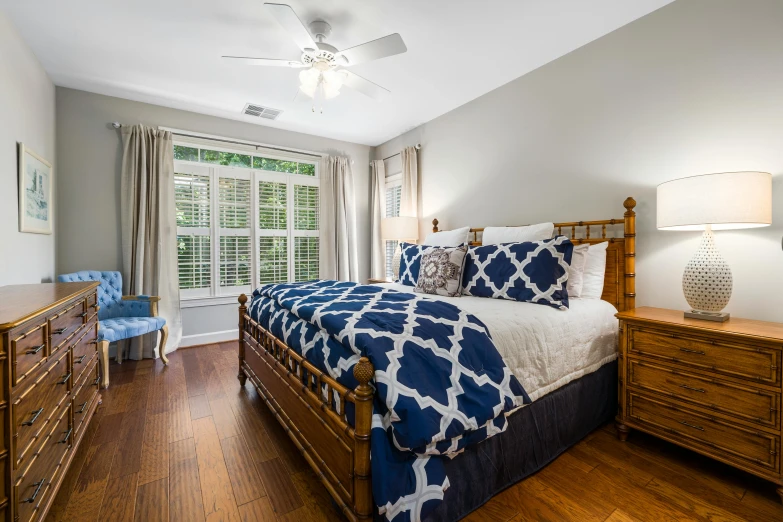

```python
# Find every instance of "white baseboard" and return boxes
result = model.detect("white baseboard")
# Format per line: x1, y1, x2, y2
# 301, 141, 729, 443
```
180, 329, 238, 347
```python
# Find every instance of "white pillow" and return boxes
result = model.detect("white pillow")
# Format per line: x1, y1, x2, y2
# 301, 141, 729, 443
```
423, 226, 470, 247
567, 243, 590, 298
580, 241, 609, 300
482, 223, 554, 245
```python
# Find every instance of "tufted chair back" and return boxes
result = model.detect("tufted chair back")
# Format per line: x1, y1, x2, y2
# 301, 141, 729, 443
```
57, 271, 150, 320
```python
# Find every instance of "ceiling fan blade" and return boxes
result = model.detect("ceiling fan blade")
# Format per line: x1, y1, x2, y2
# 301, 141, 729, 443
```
222, 56, 306, 68
264, 3, 318, 52
342, 71, 390, 101
337, 34, 407, 66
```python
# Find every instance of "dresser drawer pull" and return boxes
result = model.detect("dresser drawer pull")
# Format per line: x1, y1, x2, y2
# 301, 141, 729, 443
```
92, 377, 100, 386
679, 347, 705, 355
679, 384, 706, 393
52, 327, 70, 336
58, 428, 73, 444
57, 372, 72, 385
75, 401, 88, 414
22, 408, 44, 426
25, 344, 45, 355
679, 420, 704, 431
75, 355, 87, 364
78, 312, 88, 318
91, 303, 99, 309
22, 479, 46, 504
88, 339, 98, 345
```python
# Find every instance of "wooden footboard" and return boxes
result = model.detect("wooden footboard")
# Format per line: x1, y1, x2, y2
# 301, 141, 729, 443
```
237, 295, 374, 521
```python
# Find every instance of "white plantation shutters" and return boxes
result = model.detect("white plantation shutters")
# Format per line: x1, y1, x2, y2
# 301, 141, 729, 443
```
218, 171, 252, 293
384, 177, 402, 278
175, 164, 212, 296
174, 140, 320, 301
258, 178, 288, 285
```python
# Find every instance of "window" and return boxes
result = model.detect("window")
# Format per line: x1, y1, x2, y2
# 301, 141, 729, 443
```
174, 141, 319, 301
385, 174, 402, 279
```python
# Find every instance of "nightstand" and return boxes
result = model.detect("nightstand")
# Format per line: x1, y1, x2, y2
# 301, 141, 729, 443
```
615, 307, 783, 502
367, 278, 390, 284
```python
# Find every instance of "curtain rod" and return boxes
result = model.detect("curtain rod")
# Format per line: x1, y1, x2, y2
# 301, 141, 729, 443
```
372, 144, 421, 166
110, 122, 324, 159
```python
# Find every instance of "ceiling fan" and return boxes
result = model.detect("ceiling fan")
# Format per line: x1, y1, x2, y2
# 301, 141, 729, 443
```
223, 3, 407, 107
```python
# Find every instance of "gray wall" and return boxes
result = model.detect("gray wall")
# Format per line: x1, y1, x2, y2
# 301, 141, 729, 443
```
55, 88, 372, 339
376, 0, 783, 322
0, 13, 56, 285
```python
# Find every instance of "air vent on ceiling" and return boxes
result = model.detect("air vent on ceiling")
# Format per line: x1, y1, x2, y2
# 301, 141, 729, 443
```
243, 103, 282, 120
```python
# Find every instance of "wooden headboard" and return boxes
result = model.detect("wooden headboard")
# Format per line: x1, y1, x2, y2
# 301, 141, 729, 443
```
432, 197, 637, 312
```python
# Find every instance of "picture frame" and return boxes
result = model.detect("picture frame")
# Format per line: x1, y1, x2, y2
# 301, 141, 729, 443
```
18, 143, 53, 234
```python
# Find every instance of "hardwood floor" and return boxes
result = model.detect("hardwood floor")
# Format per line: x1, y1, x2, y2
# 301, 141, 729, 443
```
46, 342, 783, 522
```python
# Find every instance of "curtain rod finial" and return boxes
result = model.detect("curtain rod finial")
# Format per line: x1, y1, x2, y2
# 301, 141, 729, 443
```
111, 122, 122, 129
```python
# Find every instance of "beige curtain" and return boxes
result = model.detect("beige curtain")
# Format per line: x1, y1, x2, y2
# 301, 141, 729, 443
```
400, 146, 418, 218
319, 156, 358, 281
120, 125, 182, 360
370, 160, 386, 279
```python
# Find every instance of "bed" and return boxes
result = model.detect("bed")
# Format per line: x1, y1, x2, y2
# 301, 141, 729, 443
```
237, 197, 637, 521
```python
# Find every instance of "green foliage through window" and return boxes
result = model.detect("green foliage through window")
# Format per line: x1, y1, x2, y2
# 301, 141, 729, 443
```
174, 144, 316, 176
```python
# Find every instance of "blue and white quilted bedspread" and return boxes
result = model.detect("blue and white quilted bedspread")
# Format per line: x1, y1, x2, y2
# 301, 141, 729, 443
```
248, 280, 530, 522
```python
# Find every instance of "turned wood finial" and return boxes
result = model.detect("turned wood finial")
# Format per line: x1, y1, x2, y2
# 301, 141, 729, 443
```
353, 357, 374, 385
432, 218, 439, 233
238, 294, 248, 307
623, 197, 637, 215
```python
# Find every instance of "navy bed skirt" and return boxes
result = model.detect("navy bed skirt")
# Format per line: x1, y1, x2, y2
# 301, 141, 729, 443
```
417, 361, 617, 522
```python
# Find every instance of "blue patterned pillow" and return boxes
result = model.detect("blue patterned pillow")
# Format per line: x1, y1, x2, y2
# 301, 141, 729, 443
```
461, 237, 574, 309
397, 242, 426, 286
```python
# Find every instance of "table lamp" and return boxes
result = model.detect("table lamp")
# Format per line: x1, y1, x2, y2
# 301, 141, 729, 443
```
657, 171, 772, 322
381, 216, 419, 280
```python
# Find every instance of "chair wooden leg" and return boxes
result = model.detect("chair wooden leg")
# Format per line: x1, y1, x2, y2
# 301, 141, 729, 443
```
98, 340, 110, 389
116, 339, 123, 365
158, 325, 169, 365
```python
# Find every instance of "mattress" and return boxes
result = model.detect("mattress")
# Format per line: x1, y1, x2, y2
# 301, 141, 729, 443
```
372, 282, 618, 402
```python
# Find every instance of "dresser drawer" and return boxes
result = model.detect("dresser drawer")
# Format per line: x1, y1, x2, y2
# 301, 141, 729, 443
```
628, 359, 780, 429
48, 299, 87, 356
13, 350, 72, 468
73, 359, 100, 437
629, 327, 780, 385
629, 392, 779, 472
14, 403, 71, 522
10, 319, 48, 386
86, 291, 98, 315
72, 321, 98, 384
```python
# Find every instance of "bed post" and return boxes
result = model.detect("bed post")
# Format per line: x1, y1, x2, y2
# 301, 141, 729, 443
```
432, 218, 439, 233
238, 294, 248, 386
353, 356, 375, 520
623, 197, 637, 311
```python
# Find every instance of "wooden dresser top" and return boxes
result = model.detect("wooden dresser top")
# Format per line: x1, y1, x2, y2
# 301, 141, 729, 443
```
617, 306, 783, 343
0, 282, 99, 330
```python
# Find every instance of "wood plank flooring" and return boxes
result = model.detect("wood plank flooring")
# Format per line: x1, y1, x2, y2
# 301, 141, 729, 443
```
46, 342, 783, 522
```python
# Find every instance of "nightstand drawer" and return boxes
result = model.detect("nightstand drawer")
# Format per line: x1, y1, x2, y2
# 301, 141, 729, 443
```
628, 359, 779, 428
629, 392, 779, 472
629, 327, 780, 385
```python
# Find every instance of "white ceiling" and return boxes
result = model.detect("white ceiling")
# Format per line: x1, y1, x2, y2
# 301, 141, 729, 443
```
1, 0, 674, 146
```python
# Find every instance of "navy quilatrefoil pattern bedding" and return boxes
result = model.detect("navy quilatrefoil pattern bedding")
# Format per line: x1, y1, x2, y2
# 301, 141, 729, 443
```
247, 280, 530, 522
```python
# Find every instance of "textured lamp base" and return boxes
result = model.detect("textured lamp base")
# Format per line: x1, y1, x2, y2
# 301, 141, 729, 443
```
684, 310, 730, 322
682, 226, 732, 319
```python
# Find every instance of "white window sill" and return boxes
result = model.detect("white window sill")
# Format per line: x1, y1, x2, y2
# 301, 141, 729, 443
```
180, 295, 247, 309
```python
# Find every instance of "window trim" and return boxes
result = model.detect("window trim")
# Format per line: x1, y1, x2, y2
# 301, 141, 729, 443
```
175, 140, 320, 304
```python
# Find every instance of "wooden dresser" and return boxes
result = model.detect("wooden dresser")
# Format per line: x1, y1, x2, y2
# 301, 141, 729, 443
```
616, 307, 783, 502
0, 283, 102, 522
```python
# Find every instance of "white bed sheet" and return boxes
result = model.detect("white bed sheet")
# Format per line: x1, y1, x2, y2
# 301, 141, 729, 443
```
372, 283, 618, 402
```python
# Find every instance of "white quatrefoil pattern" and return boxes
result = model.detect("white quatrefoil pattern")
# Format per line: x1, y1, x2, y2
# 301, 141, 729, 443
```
461, 236, 574, 309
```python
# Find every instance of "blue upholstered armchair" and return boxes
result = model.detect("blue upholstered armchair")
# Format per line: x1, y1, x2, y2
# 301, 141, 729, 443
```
57, 271, 169, 388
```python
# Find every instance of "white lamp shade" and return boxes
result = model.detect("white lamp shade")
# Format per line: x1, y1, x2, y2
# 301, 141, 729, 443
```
381, 216, 419, 241
657, 171, 772, 231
